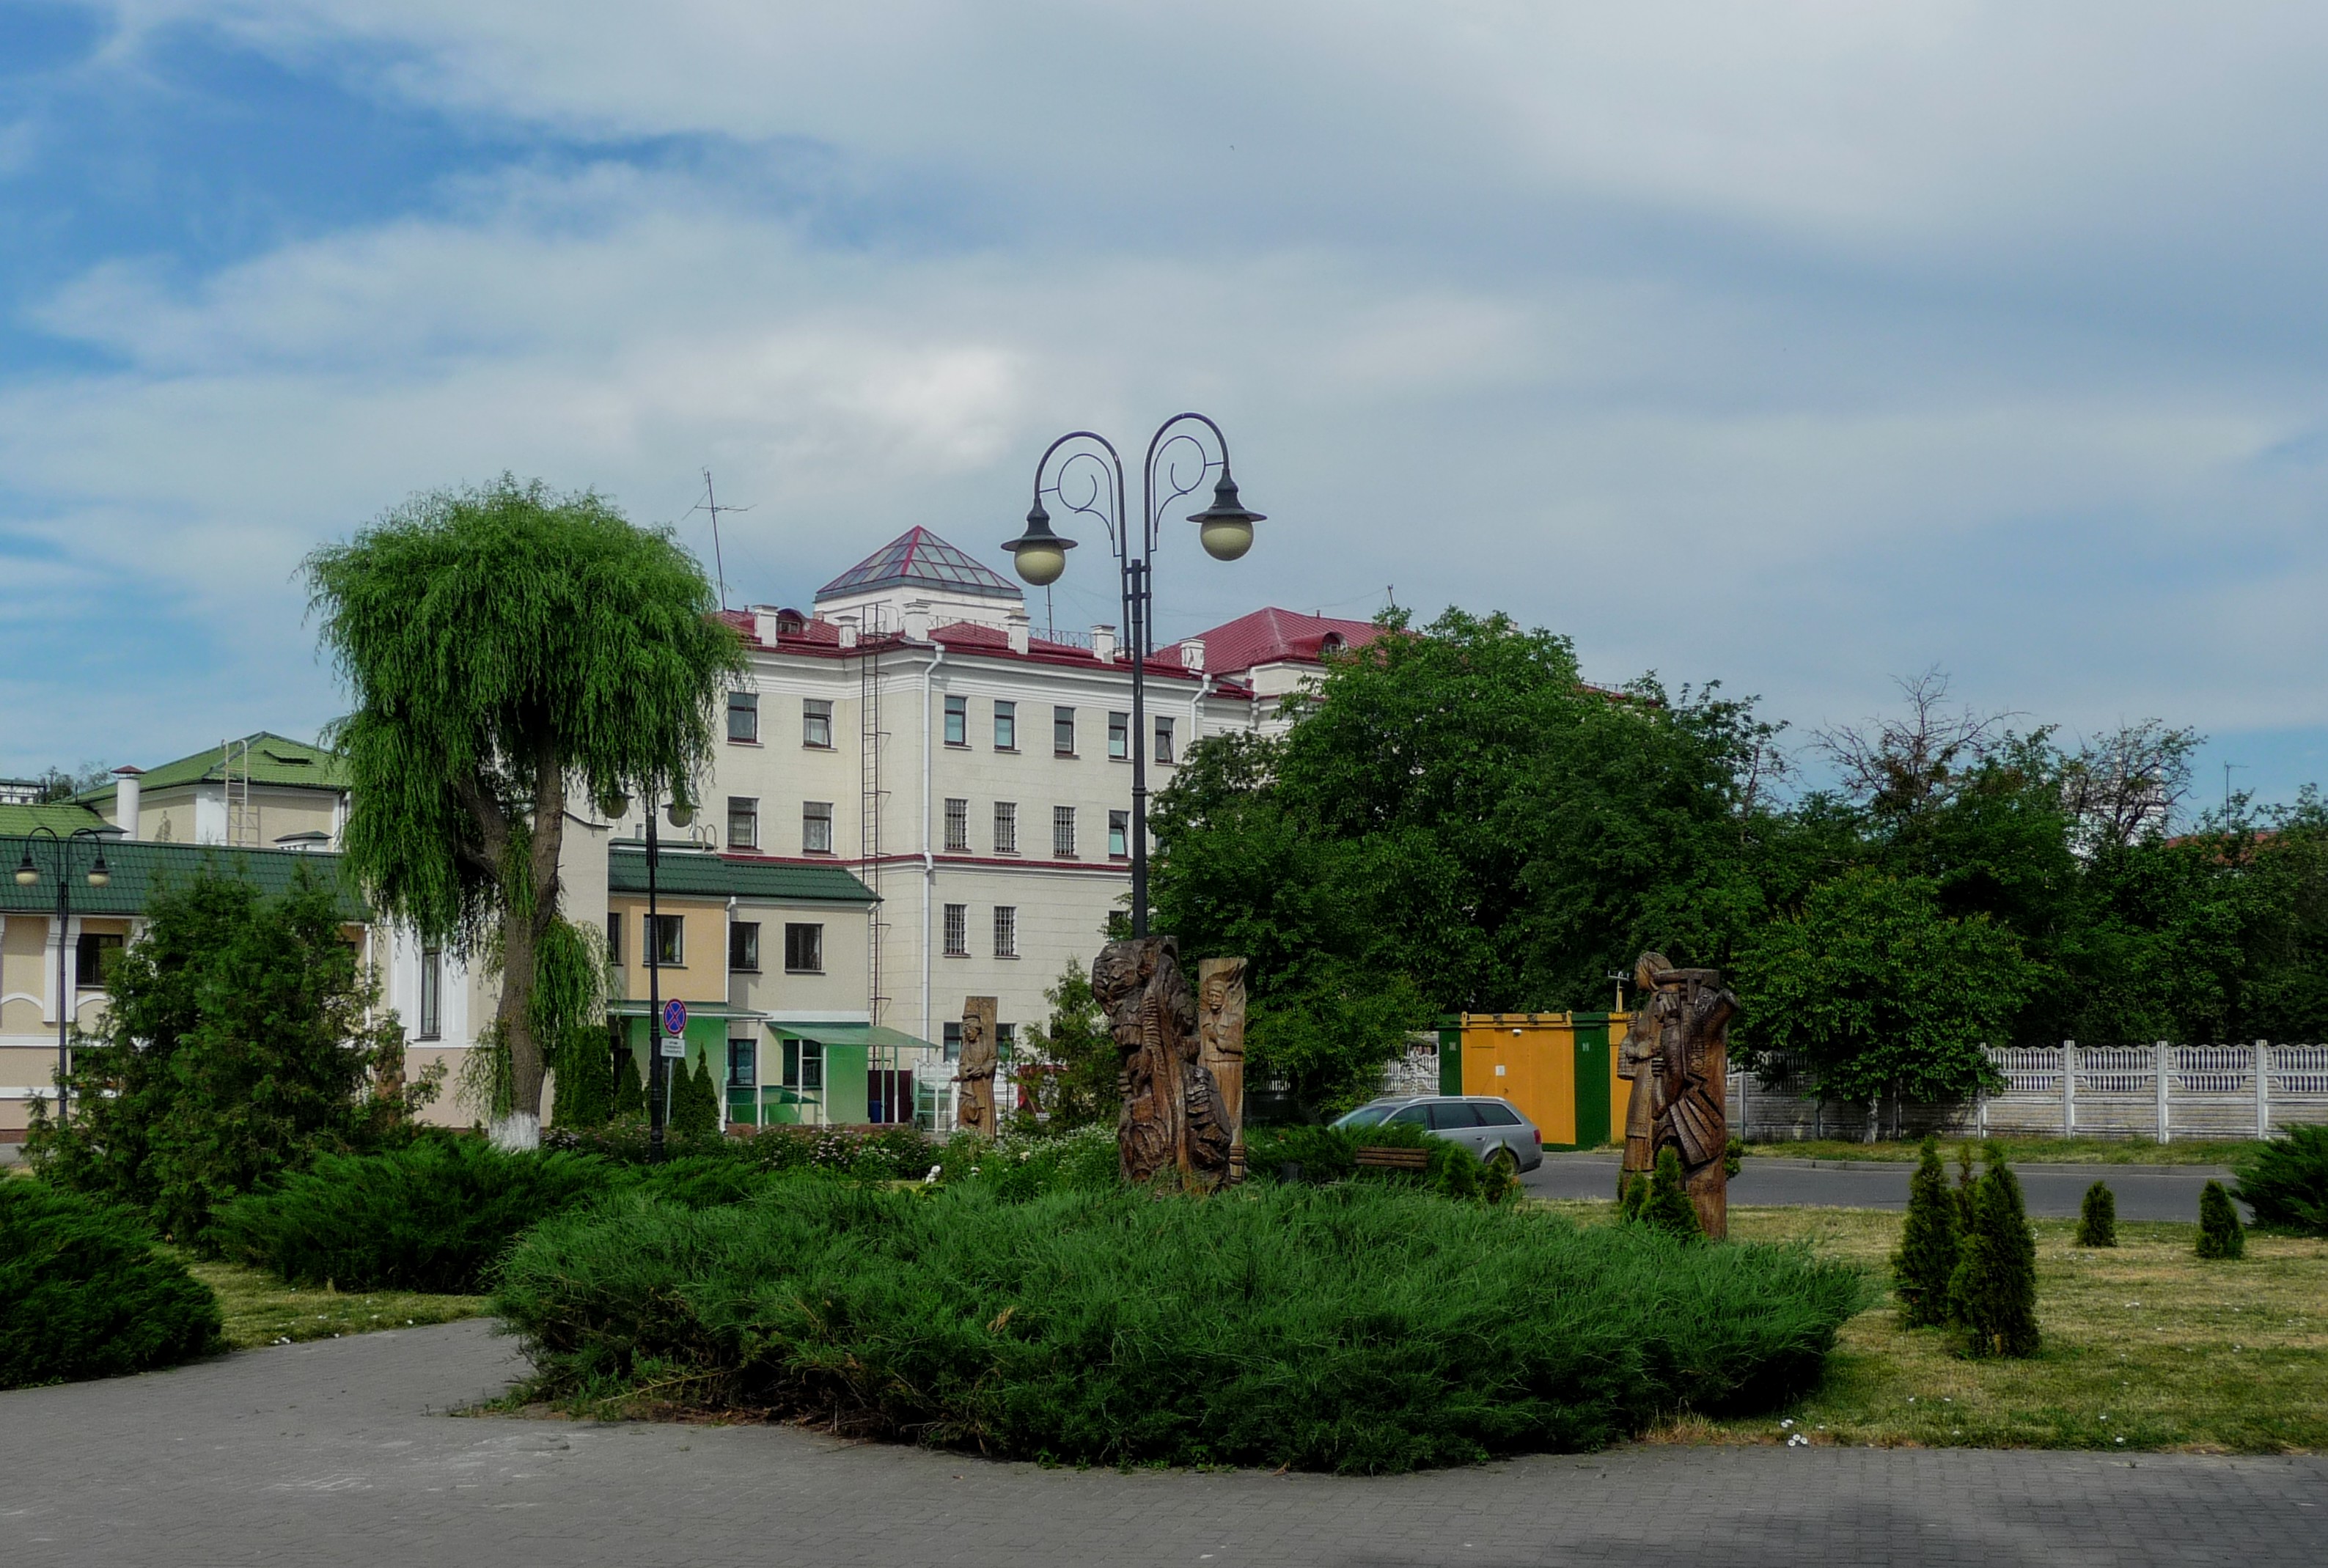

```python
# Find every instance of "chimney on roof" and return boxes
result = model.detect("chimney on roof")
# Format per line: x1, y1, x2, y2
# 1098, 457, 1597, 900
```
837, 614, 860, 649
111, 766, 143, 841
903, 600, 932, 642
1005, 612, 1031, 655
1092, 625, 1117, 663
1180, 638, 1206, 674
751, 605, 779, 645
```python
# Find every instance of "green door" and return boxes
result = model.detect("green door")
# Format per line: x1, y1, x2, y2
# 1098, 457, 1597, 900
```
1573, 1019, 1612, 1149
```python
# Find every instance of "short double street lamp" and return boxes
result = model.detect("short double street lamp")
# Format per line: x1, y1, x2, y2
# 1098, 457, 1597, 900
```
1002, 412, 1263, 938
13, 826, 114, 1127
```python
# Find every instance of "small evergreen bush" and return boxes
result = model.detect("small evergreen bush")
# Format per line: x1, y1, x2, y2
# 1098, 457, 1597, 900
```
1618, 1170, 1648, 1222
1724, 1135, 1746, 1179
2076, 1181, 2117, 1248
1948, 1144, 2039, 1358
2196, 1179, 2246, 1259
494, 1179, 1868, 1473
612, 1050, 646, 1118
1245, 1121, 1515, 1203
1953, 1143, 1978, 1228
1892, 1137, 1960, 1327
669, 1054, 721, 1138
2232, 1125, 2328, 1236
210, 1136, 623, 1292
1639, 1146, 1700, 1239
1, 1181, 223, 1388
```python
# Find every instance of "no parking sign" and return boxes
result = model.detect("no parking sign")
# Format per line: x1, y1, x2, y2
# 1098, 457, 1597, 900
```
660, 998, 689, 1057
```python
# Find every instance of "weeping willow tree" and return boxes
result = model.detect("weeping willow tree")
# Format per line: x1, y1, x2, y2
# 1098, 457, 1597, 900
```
307, 476, 742, 1147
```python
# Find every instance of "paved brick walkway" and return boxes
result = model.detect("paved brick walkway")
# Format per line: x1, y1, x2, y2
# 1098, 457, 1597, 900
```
3, 1321, 2321, 1567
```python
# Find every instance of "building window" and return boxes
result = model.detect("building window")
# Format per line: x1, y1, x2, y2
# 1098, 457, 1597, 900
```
993, 801, 1017, 854
727, 796, 758, 851
782, 1037, 824, 1092
784, 922, 825, 973
1054, 705, 1076, 755
647, 913, 684, 968
994, 699, 1016, 750
943, 903, 969, 956
1154, 715, 1175, 765
1109, 810, 1128, 858
944, 693, 967, 746
73, 932, 124, 990
727, 690, 759, 743
730, 921, 760, 973
727, 1037, 756, 1088
993, 905, 1017, 959
997, 1023, 1015, 1054
606, 910, 622, 966
803, 699, 834, 748
1053, 805, 1076, 858
1109, 711, 1129, 759
802, 800, 834, 854
417, 946, 442, 1039
943, 1020, 962, 1059
944, 798, 969, 852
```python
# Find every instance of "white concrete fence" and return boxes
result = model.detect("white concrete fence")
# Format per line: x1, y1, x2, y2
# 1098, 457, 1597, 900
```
1733, 1042, 2328, 1144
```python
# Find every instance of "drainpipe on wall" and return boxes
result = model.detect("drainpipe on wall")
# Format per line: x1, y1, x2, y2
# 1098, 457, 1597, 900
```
921, 646, 945, 1056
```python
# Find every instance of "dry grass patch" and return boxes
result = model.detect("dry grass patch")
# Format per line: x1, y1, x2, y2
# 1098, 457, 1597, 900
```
1534, 1199, 2327, 1453
180, 1251, 485, 1350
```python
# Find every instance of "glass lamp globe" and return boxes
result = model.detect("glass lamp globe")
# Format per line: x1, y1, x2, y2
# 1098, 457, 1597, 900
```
1188, 475, 1263, 562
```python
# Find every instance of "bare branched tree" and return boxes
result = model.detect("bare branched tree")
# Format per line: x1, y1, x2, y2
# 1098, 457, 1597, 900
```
2061, 720, 2200, 849
1815, 668, 2016, 819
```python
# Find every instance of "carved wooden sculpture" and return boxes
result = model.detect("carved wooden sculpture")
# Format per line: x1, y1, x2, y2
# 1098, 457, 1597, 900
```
1092, 936, 1233, 1189
1197, 957, 1249, 1185
1615, 952, 1738, 1239
955, 995, 999, 1138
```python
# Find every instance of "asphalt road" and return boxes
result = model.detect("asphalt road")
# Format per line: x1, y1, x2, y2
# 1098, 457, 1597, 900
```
1524, 1152, 2243, 1221
4, 1320, 2322, 1567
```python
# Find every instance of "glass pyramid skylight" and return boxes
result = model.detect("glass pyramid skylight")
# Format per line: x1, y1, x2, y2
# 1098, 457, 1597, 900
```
815, 526, 1023, 603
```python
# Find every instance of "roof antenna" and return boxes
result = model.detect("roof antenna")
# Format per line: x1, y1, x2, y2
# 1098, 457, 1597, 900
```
691, 469, 753, 611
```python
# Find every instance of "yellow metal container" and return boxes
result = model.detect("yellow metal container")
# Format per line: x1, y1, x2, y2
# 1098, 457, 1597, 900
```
1458, 1012, 1628, 1150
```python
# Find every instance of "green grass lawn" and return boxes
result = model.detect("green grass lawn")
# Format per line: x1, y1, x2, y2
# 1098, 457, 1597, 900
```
178, 1251, 485, 1350
1535, 1199, 2326, 1453
1742, 1136, 2260, 1166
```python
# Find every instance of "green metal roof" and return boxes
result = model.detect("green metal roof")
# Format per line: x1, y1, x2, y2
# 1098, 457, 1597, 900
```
767, 1021, 937, 1052
0, 836, 368, 919
607, 844, 875, 905
0, 802, 118, 837
78, 732, 350, 806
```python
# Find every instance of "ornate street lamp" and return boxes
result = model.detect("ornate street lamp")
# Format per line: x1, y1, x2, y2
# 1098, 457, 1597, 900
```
14, 826, 115, 1127
1002, 413, 1263, 938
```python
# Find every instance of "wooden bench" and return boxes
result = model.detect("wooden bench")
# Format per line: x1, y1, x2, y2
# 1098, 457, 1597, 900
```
1353, 1144, 1431, 1172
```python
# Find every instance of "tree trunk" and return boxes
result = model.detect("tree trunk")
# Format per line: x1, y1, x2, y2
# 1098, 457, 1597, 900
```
491, 741, 568, 1151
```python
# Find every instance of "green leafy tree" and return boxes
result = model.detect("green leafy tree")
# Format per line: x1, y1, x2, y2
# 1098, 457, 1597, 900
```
2196, 1179, 2245, 1259
26, 866, 411, 1239
1638, 1146, 1701, 1240
1892, 1137, 1961, 1326
1949, 1145, 2040, 1358
1735, 869, 2032, 1105
2077, 1181, 2118, 1248
306, 476, 742, 1144
1018, 959, 1119, 1130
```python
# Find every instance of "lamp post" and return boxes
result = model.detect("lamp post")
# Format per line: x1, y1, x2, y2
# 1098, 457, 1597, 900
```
13, 827, 114, 1127
605, 789, 691, 1163
1002, 413, 1263, 938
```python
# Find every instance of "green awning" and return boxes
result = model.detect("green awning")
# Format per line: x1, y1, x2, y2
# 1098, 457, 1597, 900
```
767, 1021, 938, 1052
606, 999, 760, 1019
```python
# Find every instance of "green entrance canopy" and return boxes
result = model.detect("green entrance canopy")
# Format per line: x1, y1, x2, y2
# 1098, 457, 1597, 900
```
766, 1021, 939, 1053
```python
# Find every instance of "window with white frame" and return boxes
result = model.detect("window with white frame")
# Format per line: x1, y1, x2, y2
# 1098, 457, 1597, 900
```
1109, 809, 1128, 858
727, 690, 759, 743
802, 800, 834, 854
993, 801, 1017, 854
944, 798, 969, 852
1153, 715, 1175, 765
1053, 805, 1076, 858
726, 795, 758, 850
1109, 711, 1129, 759
803, 698, 834, 748
943, 903, 969, 956
992, 905, 1018, 958
419, 946, 442, 1039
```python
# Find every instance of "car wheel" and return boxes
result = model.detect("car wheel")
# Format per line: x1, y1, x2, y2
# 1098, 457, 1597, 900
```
1486, 1145, 1519, 1178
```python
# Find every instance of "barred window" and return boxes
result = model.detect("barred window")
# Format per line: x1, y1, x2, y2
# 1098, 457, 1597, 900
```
944, 798, 969, 852
943, 903, 969, 957
994, 801, 1017, 854
726, 795, 758, 850
1053, 805, 1076, 858
993, 905, 1018, 959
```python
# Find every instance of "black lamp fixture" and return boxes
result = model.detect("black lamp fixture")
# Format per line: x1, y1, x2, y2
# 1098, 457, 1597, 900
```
1002, 498, 1077, 587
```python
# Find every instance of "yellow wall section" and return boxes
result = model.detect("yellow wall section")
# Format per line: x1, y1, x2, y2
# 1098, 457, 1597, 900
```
1609, 1009, 1633, 1144
1461, 1013, 1579, 1146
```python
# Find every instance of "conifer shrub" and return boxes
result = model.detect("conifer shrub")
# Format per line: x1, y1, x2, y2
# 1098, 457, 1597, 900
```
1246, 1121, 1514, 1203
210, 1135, 623, 1292
1891, 1137, 1960, 1326
493, 1180, 1868, 1473
1, 1181, 224, 1388
1947, 1144, 2040, 1358
612, 1049, 646, 1119
2196, 1179, 2246, 1259
1618, 1170, 1648, 1222
1953, 1144, 1978, 1229
669, 1054, 721, 1138
1639, 1146, 1700, 1239
2076, 1181, 2118, 1248
2232, 1125, 2328, 1236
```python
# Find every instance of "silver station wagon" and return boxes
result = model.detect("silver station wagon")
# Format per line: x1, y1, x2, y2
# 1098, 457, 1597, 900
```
1329, 1096, 1543, 1174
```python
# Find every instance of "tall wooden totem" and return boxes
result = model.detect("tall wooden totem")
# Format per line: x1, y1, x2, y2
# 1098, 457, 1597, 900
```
1092, 936, 1235, 1189
1197, 957, 1249, 1184
1615, 951, 1738, 1239
955, 994, 999, 1138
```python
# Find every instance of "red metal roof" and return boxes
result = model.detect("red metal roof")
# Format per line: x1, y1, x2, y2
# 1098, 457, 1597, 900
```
1166, 607, 1383, 676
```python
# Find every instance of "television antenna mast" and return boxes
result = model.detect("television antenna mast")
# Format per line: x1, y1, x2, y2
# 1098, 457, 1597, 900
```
691, 469, 753, 611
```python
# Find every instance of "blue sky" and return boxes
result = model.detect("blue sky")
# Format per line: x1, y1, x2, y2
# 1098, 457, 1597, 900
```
5, 2, 2328, 819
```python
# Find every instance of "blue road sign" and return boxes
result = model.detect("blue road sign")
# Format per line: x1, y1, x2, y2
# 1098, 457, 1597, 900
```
662, 998, 689, 1036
